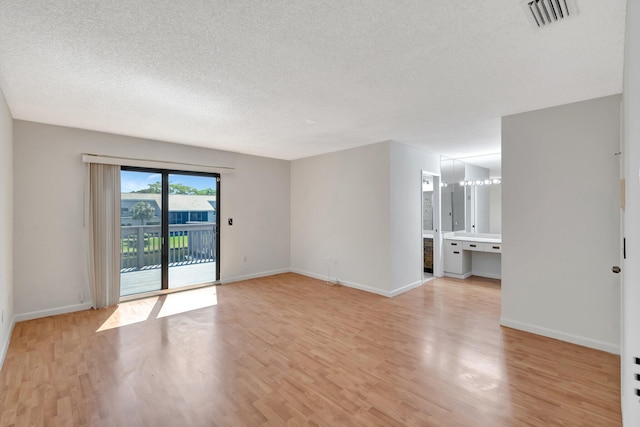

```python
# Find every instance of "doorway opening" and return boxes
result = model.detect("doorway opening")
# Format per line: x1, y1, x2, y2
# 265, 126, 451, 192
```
422, 172, 437, 282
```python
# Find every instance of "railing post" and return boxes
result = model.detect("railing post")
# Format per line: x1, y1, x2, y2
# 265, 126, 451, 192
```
212, 224, 216, 260
137, 226, 145, 268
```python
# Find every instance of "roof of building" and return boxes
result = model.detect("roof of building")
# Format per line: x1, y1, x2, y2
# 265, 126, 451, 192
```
121, 193, 216, 212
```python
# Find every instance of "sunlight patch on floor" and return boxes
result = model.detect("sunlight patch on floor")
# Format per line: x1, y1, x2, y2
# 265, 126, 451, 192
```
97, 297, 159, 331
157, 286, 218, 318
97, 286, 218, 331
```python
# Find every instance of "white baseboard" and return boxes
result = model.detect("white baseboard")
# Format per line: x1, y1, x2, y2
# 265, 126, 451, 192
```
14, 302, 93, 323
221, 268, 291, 285
472, 271, 502, 280
290, 269, 425, 298
389, 280, 424, 297
500, 317, 620, 355
229, 268, 424, 297
291, 269, 394, 297
13, 270, 291, 324
444, 271, 473, 279
0, 317, 16, 373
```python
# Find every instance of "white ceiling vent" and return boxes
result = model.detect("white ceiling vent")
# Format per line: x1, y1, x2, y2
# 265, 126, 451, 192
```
521, 0, 579, 29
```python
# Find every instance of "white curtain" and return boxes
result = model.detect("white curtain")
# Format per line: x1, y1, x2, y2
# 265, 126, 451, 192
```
87, 163, 121, 308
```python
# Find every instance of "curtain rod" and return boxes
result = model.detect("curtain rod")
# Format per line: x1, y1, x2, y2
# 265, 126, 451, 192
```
81, 153, 234, 174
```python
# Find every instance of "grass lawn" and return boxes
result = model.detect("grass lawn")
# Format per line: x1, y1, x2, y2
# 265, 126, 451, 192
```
122, 235, 189, 253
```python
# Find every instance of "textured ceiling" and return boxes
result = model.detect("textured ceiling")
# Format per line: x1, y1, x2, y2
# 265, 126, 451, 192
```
0, 1, 627, 161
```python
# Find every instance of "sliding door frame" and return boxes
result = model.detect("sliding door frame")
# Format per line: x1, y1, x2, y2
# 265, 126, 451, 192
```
121, 166, 221, 292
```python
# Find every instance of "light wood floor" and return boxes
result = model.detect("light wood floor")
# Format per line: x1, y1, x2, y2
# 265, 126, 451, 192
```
0, 274, 621, 426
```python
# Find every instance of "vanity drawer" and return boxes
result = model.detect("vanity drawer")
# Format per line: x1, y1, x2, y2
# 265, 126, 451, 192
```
485, 243, 502, 253
443, 240, 471, 274
463, 241, 483, 251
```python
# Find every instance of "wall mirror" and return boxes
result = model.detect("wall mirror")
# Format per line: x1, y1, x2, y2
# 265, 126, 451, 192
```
440, 154, 501, 234
422, 172, 434, 233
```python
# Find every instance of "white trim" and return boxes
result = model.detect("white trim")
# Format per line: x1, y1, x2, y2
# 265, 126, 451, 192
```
220, 268, 291, 285
471, 271, 502, 280
14, 303, 93, 323
0, 317, 16, 373
444, 271, 473, 280
500, 317, 620, 355
389, 280, 424, 297
291, 269, 394, 297
81, 154, 234, 174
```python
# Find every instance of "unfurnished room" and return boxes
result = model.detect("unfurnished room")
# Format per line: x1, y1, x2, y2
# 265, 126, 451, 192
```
1, 1, 640, 426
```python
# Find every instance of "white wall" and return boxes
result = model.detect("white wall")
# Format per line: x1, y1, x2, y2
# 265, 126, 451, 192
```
0, 87, 14, 369
290, 141, 440, 296
290, 142, 391, 294
489, 184, 502, 234
389, 142, 440, 293
622, 1, 640, 424
13, 121, 290, 318
502, 95, 621, 354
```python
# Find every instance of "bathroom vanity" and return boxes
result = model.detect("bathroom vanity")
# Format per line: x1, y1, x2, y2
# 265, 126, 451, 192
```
440, 155, 502, 280
443, 232, 501, 279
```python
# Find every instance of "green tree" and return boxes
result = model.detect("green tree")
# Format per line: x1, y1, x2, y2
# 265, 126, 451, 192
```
170, 183, 197, 194
132, 182, 162, 194
196, 188, 216, 195
131, 201, 155, 225
132, 181, 216, 196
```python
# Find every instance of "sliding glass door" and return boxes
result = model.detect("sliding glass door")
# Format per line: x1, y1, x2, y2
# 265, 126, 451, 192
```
120, 170, 163, 296
168, 173, 218, 289
120, 168, 220, 297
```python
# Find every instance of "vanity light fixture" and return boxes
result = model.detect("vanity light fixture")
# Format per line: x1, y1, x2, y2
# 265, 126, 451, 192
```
459, 178, 503, 186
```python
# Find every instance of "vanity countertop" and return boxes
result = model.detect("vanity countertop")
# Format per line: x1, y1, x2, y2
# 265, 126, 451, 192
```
443, 232, 501, 244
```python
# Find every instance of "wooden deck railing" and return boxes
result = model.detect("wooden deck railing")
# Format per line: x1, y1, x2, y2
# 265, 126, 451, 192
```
121, 223, 216, 271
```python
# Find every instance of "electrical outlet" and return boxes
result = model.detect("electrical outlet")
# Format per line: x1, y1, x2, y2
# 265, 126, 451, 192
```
79, 291, 84, 303
242, 255, 247, 263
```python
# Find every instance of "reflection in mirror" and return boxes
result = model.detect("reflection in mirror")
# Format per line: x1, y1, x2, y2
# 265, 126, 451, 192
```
440, 154, 501, 234
440, 157, 466, 232
422, 173, 434, 232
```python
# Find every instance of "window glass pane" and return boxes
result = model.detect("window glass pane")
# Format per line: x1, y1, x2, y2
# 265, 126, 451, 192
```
120, 170, 162, 296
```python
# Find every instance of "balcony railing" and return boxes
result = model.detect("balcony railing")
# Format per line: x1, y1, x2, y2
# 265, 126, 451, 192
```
121, 223, 216, 272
